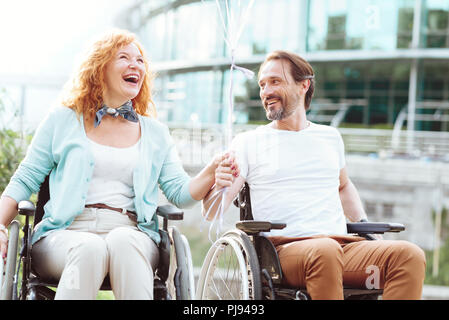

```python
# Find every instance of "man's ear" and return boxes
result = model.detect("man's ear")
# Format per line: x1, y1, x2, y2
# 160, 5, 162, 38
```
299, 79, 311, 94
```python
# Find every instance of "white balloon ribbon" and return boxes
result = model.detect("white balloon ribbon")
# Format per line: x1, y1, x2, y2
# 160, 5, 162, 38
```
200, 0, 255, 241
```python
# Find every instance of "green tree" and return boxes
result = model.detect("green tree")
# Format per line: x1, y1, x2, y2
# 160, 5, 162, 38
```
0, 89, 31, 193
425, 208, 449, 286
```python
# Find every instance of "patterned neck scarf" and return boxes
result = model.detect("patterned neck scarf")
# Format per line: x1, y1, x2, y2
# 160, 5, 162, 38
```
94, 100, 138, 128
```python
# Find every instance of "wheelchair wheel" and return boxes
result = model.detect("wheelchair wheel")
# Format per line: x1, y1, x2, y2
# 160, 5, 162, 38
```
196, 230, 262, 300
168, 226, 195, 299
1, 220, 20, 300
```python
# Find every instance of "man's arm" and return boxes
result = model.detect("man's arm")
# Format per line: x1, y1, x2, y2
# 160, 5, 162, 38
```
339, 167, 368, 222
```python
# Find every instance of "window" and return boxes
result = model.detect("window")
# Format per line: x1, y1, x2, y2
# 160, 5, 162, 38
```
382, 203, 394, 218
308, 0, 415, 51
423, 0, 449, 48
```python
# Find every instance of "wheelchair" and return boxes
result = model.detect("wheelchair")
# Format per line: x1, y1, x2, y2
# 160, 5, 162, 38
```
196, 183, 405, 300
1, 175, 195, 300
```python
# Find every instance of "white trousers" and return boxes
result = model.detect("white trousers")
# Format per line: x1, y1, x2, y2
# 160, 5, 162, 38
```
31, 208, 160, 300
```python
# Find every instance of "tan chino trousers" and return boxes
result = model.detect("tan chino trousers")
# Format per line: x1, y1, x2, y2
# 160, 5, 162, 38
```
270, 235, 426, 300
31, 208, 160, 300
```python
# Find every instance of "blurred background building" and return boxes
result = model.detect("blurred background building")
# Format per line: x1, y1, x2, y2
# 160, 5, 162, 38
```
124, 0, 449, 135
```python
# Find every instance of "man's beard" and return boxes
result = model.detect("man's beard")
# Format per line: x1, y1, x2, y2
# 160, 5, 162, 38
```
264, 94, 298, 121
266, 106, 287, 120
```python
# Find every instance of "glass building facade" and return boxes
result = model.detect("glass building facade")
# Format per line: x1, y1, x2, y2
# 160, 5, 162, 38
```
131, 0, 449, 131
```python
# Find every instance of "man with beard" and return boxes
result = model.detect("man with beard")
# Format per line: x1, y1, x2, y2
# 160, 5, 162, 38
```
202, 50, 426, 300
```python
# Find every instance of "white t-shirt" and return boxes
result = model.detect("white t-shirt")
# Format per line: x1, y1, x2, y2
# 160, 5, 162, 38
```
85, 138, 140, 212
231, 122, 348, 238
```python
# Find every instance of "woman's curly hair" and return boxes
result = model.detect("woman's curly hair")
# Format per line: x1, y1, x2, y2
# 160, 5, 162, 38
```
61, 29, 156, 120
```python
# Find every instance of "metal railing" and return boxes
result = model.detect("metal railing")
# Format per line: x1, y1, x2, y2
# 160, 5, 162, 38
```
339, 127, 449, 160
168, 123, 449, 168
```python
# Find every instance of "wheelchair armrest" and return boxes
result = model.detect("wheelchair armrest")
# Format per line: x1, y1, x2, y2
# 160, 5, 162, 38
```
346, 222, 405, 234
236, 220, 286, 235
156, 204, 184, 221
18, 200, 35, 216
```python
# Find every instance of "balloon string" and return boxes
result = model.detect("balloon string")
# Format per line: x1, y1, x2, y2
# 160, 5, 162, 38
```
201, 187, 226, 243
200, 0, 255, 241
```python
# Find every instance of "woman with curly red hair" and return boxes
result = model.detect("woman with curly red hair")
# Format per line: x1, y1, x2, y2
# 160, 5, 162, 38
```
0, 29, 237, 299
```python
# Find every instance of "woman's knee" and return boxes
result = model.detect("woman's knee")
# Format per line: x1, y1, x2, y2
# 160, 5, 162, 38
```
67, 234, 108, 263
106, 227, 159, 270
105, 227, 140, 253
106, 228, 158, 257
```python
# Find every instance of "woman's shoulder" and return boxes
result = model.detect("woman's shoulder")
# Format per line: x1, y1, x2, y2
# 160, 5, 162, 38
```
45, 105, 78, 121
139, 115, 170, 133
36, 106, 79, 131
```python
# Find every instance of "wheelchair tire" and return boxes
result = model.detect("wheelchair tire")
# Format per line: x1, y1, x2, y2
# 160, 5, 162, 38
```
168, 226, 195, 300
196, 230, 262, 300
1, 220, 20, 300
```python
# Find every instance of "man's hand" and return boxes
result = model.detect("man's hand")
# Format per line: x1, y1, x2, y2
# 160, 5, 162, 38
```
215, 152, 240, 190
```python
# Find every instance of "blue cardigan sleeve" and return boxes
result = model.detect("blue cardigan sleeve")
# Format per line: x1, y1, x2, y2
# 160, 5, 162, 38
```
157, 130, 196, 209
2, 111, 55, 202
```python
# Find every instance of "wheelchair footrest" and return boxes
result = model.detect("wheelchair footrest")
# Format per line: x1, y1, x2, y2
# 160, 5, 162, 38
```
236, 220, 286, 235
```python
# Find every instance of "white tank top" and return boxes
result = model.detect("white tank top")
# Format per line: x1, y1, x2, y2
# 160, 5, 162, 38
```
85, 138, 140, 212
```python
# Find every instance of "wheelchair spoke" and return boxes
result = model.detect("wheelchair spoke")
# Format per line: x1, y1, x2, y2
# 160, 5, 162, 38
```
223, 248, 239, 298
199, 236, 251, 300
208, 246, 236, 299
209, 272, 223, 300
212, 247, 229, 299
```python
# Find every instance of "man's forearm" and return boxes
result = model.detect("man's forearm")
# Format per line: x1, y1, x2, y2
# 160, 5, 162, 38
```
339, 180, 368, 222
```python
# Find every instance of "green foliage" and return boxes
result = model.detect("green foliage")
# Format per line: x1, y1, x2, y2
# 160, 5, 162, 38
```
178, 225, 213, 268
0, 90, 32, 194
0, 129, 29, 193
96, 291, 115, 300
0, 89, 33, 253
425, 207, 449, 286
425, 236, 449, 286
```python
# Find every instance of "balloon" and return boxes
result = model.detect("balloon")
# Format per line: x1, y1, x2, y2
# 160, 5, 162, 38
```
201, 0, 255, 241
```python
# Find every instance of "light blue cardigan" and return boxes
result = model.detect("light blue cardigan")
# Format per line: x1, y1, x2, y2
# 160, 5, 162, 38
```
3, 106, 196, 245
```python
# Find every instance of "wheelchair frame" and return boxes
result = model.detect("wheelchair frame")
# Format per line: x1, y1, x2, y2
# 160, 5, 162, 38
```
1, 175, 195, 300
196, 183, 405, 300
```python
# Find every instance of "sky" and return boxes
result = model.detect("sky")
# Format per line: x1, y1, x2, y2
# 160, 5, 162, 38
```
0, 0, 137, 129
0, 0, 134, 78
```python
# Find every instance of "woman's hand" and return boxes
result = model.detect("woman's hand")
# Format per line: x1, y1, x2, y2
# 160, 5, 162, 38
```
189, 152, 239, 201
215, 152, 239, 190
0, 228, 8, 259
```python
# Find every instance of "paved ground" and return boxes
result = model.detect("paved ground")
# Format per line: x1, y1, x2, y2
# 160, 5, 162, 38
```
422, 285, 449, 300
